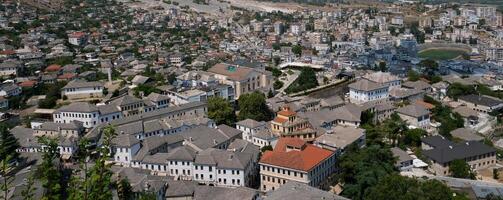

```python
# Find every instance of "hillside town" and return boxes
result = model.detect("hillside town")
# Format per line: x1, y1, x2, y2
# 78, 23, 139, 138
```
0, 0, 503, 199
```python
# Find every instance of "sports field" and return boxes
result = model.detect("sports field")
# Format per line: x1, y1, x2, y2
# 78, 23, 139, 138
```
417, 48, 467, 60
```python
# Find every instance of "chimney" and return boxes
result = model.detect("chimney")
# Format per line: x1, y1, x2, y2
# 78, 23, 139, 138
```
120, 131, 125, 135
213, 139, 217, 144
228, 154, 233, 160
189, 137, 193, 142
448, 145, 453, 149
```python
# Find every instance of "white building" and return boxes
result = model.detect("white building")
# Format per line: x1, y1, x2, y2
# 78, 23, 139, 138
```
0, 84, 21, 97
236, 119, 267, 143
348, 79, 389, 105
396, 104, 431, 129
53, 102, 123, 128
61, 79, 104, 100
0, 61, 21, 76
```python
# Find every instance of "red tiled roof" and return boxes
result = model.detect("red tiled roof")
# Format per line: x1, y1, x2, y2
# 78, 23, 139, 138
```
0, 50, 16, 55
259, 138, 333, 172
416, 100, 435, 110
277, 109, 296, 117
45, 64, 62, 72
18, 80, 37, 87
58, 73, 76, 80
273, 117, 288, 124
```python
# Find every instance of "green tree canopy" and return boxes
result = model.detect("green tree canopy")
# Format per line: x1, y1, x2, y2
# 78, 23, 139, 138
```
37, 136, 62, 200
408, 70, 420, 81
285, 68, 318, 94
238, 92, 273, 122
208, 97, 236, 126
403, 128, 427, 147
0, 125, 19, 163
292, 45, 302, 56
449, 159, 476, 179
447, 83, 475, 100
365, 174, 466, 200
419, 59, 439, 77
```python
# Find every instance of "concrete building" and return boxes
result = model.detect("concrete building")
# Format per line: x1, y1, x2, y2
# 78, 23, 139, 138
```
236, 119, 267, 143
391, 147, 413, 171
61, 79, 104, 100
259, 138, 336, 192
348, 79, 389, 105
458, 94, 503, 114
208, 63, 273, 99
396, 104, 431, 129
271, 106, 317, 141
421, 136, 497, 176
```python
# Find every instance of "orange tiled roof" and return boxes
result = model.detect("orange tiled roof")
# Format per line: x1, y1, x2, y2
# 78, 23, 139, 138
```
19, 80, 37, 87
273, 116, 288, 124
416, 100, 435, 110
58, 73, 76, 80
0, 50, 15, 55
277, 109, 296, 117
45, 64, 62, 72
259, 138, 333, 172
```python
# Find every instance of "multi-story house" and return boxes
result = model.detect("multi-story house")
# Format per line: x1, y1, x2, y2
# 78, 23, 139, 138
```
236, 119, 267, 143
396, 104, 431, 129
421, 136, 497, 176
68, 32, 88, 46
259, 138, 336, 192
61, 79, 104, 100
208, 63, 273, 99
0, 83, 21, 97
271, 106, 317, 141
348, 79, 389, 105
53, 102, 125, 128
362, 72, 401, 89
0, 60, 21, 77
33, 121, 84, 138
458, 94, 503, 114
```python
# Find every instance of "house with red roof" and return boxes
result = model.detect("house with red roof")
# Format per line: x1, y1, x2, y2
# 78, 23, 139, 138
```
68, 32, 88, 46
259, 137, 336, 192
45, 64, 62, 74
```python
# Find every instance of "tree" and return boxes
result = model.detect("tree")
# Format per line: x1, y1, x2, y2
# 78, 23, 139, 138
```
87, 125, 116, 199
292, 45, 302, 56
117, 178, 133, 200
447, 83, 475, 100
403, 128, 427, 147
419, 59, 439, 77
493, 169, 499, 180
365, 174, 466, 200
360, 110, 375, 125
378, 61, 387, 72
21, 172, 37, 200
37, 136, 62, 200
338, 145, 396, 200
284, 68, 318, 94
208, 97, 236, 126
0, 155, 13, 200
260, 145, 273, 152
449, 159, 476, 179
407, 70, 420, 81
273, 80, 283, 90
0, 125, 19, 164
238, 92, 273, 122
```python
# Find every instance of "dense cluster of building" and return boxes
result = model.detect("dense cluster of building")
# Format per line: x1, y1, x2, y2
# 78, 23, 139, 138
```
1, 0, 503, 199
